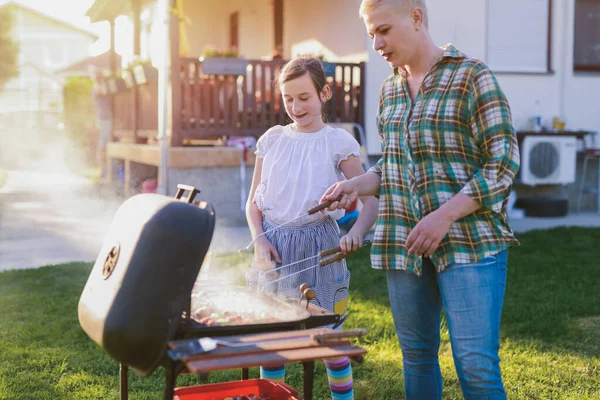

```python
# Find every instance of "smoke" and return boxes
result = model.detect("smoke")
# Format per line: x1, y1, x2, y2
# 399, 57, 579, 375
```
0, 122, 123, 270
0, 117, 254, 277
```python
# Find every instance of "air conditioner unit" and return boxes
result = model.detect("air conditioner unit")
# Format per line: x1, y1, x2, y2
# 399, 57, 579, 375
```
520, 135, 577, 185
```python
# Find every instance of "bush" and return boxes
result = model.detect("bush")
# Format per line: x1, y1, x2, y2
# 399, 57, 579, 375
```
62, 76, 94, 149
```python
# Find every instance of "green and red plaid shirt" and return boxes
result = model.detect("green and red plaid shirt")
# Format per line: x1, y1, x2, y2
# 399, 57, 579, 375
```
369, 44, 520, 275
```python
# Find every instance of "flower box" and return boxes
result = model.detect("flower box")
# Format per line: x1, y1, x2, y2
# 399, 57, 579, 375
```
201, 57, 249, 75
133, 63, 158, 85
106, 77, 126, 94
97, 80, 109, 95
122, 69, 136, 89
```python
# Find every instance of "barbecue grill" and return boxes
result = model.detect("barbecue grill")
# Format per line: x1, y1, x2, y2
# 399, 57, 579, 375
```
78, 185, 341, 400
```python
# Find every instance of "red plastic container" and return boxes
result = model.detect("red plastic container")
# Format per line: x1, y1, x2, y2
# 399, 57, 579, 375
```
141, 178, 158, 193
173, 379, 300, 400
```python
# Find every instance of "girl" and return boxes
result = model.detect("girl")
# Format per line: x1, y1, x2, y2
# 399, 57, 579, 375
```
246, 57, 378, 400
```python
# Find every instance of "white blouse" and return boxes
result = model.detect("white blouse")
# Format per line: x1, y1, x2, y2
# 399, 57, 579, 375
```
253, 124, 361, 226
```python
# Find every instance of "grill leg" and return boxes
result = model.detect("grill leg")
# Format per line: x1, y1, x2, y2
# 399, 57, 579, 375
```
120, 364, 128, 400
164, 361, 177, 400
302, 361, 315, 400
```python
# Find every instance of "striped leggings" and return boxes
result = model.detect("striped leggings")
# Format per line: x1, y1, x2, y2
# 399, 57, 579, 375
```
248, 216, 354, 399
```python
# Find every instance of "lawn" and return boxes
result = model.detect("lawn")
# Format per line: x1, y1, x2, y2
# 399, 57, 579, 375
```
1, 227, 600, 399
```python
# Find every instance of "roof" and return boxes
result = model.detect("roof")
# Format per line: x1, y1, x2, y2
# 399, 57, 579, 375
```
85, 0, 130, 23
56, 50, 121, 75
0, 0, 99, 40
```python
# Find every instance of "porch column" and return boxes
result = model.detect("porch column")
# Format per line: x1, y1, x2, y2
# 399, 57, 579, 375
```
109, 19, 116, 143
157, 0, 173, 195
274, 0, 283, 51
132, 0, 142, 143
170, 0, 182, 147
109, 20, 116, 72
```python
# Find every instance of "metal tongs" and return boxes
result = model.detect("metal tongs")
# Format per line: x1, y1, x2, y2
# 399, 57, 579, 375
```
262, 240, 371, 287
239, 195, 343, 253
168, 329, 368, 360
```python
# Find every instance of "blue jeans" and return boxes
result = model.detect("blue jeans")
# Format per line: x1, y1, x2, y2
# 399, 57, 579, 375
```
386, 250, 508, 400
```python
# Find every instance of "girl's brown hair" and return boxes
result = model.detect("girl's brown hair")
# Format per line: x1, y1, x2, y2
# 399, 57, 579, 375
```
275, 57, 330, 119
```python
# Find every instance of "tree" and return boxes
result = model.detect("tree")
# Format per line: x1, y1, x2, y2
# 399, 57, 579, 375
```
0, 6, 19, 90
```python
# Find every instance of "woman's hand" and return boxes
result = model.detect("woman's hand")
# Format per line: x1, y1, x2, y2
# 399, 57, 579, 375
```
339, 229, 363, 254
253, 236, 282, 275
321, 179, 360, 211
405, 209, 454, 257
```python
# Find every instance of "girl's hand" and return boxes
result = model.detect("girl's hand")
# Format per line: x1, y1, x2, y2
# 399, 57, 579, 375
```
340, 229, 363, 254
253, 236, 282, 275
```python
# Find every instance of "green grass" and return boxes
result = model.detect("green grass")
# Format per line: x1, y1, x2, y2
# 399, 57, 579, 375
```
1, 227, 600, 399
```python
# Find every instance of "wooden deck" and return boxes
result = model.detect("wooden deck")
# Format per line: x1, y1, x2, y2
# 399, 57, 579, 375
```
107, 142, 256, 169
107, 58, 366, 147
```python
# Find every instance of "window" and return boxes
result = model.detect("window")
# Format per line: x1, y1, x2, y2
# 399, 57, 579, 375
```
486, 0, 552, 73
574, 0, 600, 72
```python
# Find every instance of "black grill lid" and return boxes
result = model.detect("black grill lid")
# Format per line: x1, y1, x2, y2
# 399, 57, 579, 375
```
78, 187, 215, 376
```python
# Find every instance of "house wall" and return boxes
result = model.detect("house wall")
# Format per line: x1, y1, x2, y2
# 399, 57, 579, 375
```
0, 5, 95, 127
284, 0, 367, 62
16, 7, 93, 71
181, 0, 273, 59
364, 0, 600, 155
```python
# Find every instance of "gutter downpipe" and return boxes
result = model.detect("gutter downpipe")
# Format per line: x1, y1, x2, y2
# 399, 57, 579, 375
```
157, 0, 171, 195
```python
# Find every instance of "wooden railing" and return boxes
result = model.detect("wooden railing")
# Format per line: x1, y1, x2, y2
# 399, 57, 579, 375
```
111, 81, 158, 142
178, 58, 366, 143
110, 58, 366, 146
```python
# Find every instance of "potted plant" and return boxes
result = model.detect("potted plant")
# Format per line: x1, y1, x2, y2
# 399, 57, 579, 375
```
200, 45, 248, 75
106, 74, 126, 94
132, 60, 158, 86
122, 68, 136, 89
96, 79, 109, 95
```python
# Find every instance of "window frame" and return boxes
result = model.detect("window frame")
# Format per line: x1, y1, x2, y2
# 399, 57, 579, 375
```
573, 0, 600, 72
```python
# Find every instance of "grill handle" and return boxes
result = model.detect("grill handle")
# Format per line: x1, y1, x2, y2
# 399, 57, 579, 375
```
306, 195, 343, 215
175, 184, 200, 203
318, 240, 372, 263
319, 253, 346, 267
313, 329, 368, 343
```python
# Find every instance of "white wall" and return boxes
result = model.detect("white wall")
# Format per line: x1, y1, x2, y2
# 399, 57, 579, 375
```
559, 0, 600, 133
181, 0, 272, 59
363, 0, 600, 155
17, 6, 95, 70
0, 5, 95, 117
284, 0, 367, 62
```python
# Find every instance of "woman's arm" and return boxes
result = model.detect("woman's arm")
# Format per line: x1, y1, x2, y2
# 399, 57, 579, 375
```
338, 155, 379, 253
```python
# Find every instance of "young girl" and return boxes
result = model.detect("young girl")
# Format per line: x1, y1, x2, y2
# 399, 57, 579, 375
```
246, 57, 378, 400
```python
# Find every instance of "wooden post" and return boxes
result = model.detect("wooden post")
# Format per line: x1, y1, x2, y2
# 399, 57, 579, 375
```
274, 0, 283, 51
170, 0, 182, 147
133, 0, 142, 143
124, 159, 132, 198
358, 62, 366, 130
109, 20, 116, 140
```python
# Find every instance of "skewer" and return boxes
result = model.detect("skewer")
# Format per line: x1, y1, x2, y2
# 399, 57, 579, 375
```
263, 241, 371, 287
238, 196, 342, 253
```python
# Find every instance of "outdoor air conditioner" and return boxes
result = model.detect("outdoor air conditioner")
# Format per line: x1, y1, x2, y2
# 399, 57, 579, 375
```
520, 135, 577, 185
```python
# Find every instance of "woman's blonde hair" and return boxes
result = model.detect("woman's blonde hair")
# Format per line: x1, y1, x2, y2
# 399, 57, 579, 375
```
359, 0, 429, 26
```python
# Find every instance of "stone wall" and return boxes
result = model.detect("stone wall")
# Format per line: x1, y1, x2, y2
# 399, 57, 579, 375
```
168, 166, 254, 226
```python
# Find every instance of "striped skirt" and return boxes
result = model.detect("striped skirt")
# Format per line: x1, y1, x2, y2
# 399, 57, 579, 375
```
246, 216, 350, 330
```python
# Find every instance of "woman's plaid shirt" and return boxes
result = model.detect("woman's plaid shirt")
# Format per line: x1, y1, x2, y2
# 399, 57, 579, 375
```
369, 44, 520, 275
